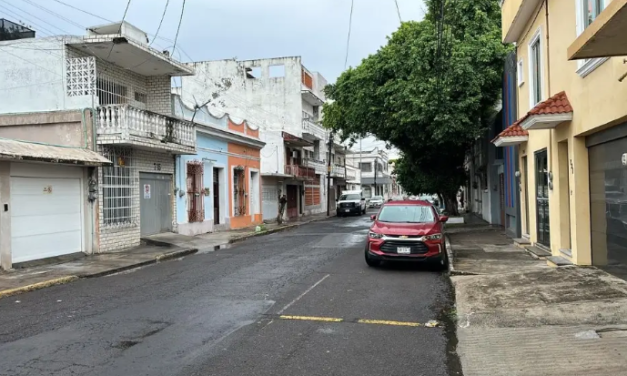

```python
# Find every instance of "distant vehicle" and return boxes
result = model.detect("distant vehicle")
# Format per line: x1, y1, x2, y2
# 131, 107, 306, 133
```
365, 200, 449, 269
337, 190, 367, 217
368, 195, 384, 208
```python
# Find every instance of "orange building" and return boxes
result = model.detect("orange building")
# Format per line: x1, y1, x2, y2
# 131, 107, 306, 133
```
227, 119, 263, 229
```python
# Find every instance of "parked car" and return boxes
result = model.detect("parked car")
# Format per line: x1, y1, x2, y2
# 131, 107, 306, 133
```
337, 190, 367, 216
365, 200, 448, 269
368, 195, 384, 208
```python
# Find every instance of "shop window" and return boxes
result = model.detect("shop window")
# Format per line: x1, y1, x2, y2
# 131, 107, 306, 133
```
187, 161, 204, 223
101, 147, 134, 226
233, 167, 246, 216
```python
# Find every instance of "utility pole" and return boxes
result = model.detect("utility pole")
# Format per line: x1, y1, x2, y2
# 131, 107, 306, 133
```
326, 131, 334, 216
374, 156, 378, 197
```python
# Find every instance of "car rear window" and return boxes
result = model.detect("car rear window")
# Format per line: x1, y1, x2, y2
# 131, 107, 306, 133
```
377, 205, 435, 223
372, 196, 383, 200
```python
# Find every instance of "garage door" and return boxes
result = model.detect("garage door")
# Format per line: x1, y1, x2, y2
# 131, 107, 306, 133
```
11, 177, 82, 264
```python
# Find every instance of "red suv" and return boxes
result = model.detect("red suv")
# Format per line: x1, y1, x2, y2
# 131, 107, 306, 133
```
365, 200, 448, 269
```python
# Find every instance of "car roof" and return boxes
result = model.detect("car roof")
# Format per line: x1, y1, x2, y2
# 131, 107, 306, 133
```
342, 190, 362, 194
382, 200, 433, 207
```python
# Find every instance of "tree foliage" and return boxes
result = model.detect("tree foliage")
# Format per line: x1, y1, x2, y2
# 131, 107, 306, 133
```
323, 0, 508, 214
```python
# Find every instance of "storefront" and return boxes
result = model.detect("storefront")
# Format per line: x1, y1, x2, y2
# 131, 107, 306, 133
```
588, 122, 627, 280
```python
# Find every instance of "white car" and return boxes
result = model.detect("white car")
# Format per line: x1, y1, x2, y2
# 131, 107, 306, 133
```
337, 190, 367, 217
368, 195, 384, 208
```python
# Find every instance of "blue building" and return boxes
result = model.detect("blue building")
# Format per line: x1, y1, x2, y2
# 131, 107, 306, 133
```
172, 94, 265, 235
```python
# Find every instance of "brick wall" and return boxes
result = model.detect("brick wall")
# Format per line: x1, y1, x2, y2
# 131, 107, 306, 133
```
97, 148, 176, 253
66, 47, 172, 116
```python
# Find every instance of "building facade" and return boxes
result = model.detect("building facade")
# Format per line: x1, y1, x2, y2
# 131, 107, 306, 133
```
348, 148, 392, 199
0, 21, 195, 268
181, 57, 331, 221
172, 94, 265, 235
495, 0, 627, 275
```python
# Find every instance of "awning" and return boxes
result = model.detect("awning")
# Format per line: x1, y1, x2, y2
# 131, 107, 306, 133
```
282, 131, 312, 147
519, 91, 573, 131
568, 0, 627, 59
492, 122, 529, 147
0, 139, 111, 166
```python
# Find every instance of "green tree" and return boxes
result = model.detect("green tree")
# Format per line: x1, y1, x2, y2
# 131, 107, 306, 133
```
323, 0, 508, 215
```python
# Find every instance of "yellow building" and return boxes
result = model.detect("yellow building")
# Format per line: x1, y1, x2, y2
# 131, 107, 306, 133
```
493, 0, 627, 275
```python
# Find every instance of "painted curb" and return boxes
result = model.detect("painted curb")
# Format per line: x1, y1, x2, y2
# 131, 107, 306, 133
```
0, 276, 78, 300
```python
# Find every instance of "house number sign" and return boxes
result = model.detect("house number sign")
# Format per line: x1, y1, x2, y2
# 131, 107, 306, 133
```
43, 185, 53, 194
154, 163, 162, 171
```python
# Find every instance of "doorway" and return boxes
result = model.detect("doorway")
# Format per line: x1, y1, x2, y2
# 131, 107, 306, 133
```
213, 167, 220, 225
558, 141, 571, 250
499, 173, 505, 227
535, 150, 550, 247
522, 156, 530, 235
139, 172, 173, 236
286, 185, 298, 219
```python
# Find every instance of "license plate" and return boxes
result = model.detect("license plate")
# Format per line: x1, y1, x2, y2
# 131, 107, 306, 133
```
397, 247, 411, 254
345, 209, 350, 212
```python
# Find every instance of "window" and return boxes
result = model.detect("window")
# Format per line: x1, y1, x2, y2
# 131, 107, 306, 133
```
359, 162, 372, 172
269, 64, 285, 78
101, 147, 134, 226
134, 91, 147, 104
233, 167, 246, 216
340, 194, 361, 201
246, 67, 261, 79
97, 77, 128, 106
377, 205, 436, 223
186, 162, 204, 223
576, 0, 608, 77
528, 30, 543, 107
517, 59, 524, 86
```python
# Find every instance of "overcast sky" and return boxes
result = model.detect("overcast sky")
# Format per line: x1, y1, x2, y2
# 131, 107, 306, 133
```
0, 0, 426, 156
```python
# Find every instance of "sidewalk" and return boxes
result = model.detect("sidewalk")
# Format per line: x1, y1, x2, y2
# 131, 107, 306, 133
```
449, 216, 627, 375
0, 213, 330, 299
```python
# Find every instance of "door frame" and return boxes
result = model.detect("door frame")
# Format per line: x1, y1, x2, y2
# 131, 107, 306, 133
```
249, 168, 260, 218
139, 172, 173, 236
522, 156, 530, 236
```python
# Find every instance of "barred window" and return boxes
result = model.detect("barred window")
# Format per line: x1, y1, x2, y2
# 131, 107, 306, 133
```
233, 167, 246, 216
101, 147, 134, 226
187, 162, 204, 223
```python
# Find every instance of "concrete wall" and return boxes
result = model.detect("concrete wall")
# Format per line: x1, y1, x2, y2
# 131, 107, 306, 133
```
0, 38, 91, 114
0, 110, 91, 148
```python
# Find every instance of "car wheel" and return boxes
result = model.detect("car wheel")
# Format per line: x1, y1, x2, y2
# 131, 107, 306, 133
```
365, 248, 382, 267
436, 253, 449, 271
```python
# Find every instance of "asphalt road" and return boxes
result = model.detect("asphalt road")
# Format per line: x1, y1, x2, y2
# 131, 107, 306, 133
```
0, 212, 461, 376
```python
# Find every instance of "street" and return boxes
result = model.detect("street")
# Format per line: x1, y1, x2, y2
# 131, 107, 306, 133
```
0, 212, 460, 376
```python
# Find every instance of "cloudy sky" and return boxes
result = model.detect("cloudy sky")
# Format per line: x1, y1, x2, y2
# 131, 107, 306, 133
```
0, 0, 426, 156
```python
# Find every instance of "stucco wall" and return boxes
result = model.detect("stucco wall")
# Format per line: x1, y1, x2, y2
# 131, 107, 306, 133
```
0, 110, 88, 148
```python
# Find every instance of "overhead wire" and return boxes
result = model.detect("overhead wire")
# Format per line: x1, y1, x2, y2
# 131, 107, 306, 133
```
50, 0, 111, 23
172, 0, 186, 54
344, 0, 355, 69
0, 0, 69, 35
394, 0, 402, 23
150, 0, 170, 46
21, 0, 85, 30
106, 0, 133, 59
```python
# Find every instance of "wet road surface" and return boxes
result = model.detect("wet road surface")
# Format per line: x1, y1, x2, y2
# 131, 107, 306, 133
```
0, 213, 460, 376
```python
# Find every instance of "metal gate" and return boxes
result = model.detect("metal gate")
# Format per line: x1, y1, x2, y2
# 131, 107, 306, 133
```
140, 172, 173, 236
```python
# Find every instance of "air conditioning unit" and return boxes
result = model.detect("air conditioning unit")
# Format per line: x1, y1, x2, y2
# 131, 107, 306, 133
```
292, 151, 298, 158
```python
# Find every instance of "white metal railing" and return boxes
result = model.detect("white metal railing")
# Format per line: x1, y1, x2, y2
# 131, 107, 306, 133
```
304, 158, 326, 174
96, 104, 195, 148
302, 117, 328, 140
331, 164, 346, 178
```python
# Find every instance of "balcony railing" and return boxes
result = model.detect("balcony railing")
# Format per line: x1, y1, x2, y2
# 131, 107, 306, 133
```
302, 117, 327, 141
331, 164, 346, 179
346, 168, 357, 181
303, 158, 326, 175
96, 104, 195, 154
285, 164, 316, 180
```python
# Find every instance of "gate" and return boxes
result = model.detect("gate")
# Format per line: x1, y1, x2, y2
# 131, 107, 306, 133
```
140, 172, 173, 236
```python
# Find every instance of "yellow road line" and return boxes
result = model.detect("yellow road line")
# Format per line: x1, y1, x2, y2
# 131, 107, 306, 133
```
279, 315, 343, 322
0, 276, 78, 300
357, 319, 423, 327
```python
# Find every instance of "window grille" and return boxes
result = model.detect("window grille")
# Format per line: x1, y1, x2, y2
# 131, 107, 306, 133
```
186, 161, 204, 223
101, 147, 134, 226
66, 57, 96, 97
233, 168, 246, 216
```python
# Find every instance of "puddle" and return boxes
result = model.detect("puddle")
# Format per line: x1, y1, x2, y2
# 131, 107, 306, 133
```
196, 243, 232, 254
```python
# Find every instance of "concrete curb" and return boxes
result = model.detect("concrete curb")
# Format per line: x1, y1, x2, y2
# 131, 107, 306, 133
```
229, 216, 330, 244
445, 235, 455, 274
0, 276, 79, 299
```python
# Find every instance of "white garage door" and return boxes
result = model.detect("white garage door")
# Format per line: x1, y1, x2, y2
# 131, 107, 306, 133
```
11, 177, 83, 263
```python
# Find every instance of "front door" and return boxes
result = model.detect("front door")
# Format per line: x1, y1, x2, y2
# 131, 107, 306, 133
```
535, 150, 550, 247
286, 185, 298, 219
140, 173, 173, 236
213, 168, 220, 225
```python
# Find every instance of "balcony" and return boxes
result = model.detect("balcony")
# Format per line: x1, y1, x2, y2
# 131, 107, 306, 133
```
501, 0, 543, 43
302, 115, 327, 141
285, 164, 316, 180
96, 104, 196, 154
568, 0, 627, 59
331, 164, 346, 179
304, 158, 326, 175
346, 167, 357, 181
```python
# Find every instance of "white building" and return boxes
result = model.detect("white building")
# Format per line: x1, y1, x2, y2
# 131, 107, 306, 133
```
348, 148, 392, 199
181, 57, 338, 221
0, 22, 195, 269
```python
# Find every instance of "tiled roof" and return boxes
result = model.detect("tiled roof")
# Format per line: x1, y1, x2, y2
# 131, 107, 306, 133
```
529, 91, 573, 115
492, 121, 528, 142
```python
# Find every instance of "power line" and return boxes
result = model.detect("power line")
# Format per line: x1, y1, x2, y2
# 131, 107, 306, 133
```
344, 0, 354, 69
21, 0, 84, 30
173, 0, 186, 54
50, 0, 112, 23
394, 0, 402, 23
106, 0, 133, 59
0, 0, 69, 35
150, 0, 170, 46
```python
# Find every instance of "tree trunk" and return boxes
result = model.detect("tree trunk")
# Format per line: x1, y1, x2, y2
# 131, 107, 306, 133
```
443, 193, 460, 216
